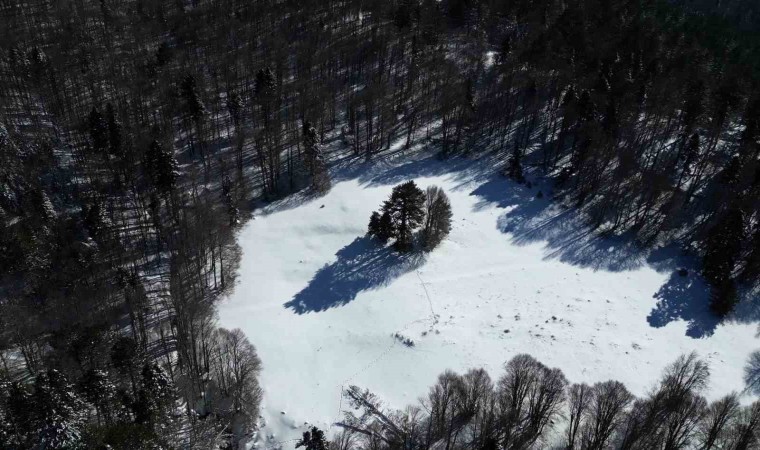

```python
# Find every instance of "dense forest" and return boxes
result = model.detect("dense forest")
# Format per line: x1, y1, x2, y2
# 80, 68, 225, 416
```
1, 0, 759, 447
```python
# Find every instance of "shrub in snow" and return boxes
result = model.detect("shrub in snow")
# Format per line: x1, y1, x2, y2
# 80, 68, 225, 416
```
393, 333, 415, 347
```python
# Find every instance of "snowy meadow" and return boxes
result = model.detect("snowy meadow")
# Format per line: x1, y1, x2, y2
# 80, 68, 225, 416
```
218, 155, 758, 447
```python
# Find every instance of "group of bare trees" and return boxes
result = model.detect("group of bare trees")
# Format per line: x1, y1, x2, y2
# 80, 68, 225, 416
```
335, 353, 759, 450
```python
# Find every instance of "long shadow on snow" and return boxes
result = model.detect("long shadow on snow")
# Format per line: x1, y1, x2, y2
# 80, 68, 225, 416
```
474, 176, 647, 272
263, 152, 503, 216
332, 150, 503, 191
284, 236, 426, 314
646, 271, 719, 338
470, 175, 758, 338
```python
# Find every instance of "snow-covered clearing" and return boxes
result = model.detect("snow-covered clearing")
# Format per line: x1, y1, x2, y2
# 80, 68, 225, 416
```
218, 155, 758, 448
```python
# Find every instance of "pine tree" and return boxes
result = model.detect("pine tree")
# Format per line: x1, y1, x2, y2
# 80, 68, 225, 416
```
296, 426, 329, 450
222, 177, 240, 226
368, 211, 381, 237
227, 91, 242, 132
111, 336, 139, 391
88, 107, 109, 155
145, 140, 178, 192
255, 67, 277, 130
4, 382, 33, 447
703, 207, 744, 316
181, 75, 206, 124
78, 369, 116, 424
381, 181, 426, 251
507, 141, 525, 183
133, 363, 176, 428
675, 133, 700, 189
32, 370, 86, 449
254, 67, 276, 99
378, 211, 395, 242
303, 120, 331, 192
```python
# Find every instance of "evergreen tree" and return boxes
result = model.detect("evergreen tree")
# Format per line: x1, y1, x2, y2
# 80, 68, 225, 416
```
222, 176, 240, 226
254, 67, 276, 99
296, 426, 329, 450
507, 141, 525, 183
32, 370, 86, 449
378, 211, 395, 243
676, 133, 700, 189
180, 75, 206, 124
303, 120, 331, 192
255, 67, 277, 130
368, 211, 381, 237
78, 369, 117, 425
381, 181, 426, 251
133, 363, 176, 429
703, 207, 744, 316
145, 140, 178, 192
3, 382, 33, 447
88, 107, 109, 155
227, 91, 242, 132
111, 337, 139, 390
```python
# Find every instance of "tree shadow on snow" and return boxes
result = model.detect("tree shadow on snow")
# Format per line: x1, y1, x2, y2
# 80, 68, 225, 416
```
647, 273, 760, 339
332, 151, 502, 191
469, 175, 759, 338
473, 176, 647, 272
647, 272, 720, 338
258, 152, 498, 216
284, 236, 426, 314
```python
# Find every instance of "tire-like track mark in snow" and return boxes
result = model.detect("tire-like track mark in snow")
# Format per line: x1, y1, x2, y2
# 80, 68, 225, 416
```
416, 270, 439, 328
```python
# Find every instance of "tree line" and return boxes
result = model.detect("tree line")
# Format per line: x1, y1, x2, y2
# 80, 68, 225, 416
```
328, 352, 759, 450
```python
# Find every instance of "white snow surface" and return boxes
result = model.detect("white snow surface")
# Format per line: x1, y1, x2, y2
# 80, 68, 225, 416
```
219, 155, 758, 448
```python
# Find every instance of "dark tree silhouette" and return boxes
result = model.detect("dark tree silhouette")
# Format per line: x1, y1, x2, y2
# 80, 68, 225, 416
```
421, 186, 453, 250
703, 207, 744, 316
296, 426, 329, 450
381, 181, 425, 251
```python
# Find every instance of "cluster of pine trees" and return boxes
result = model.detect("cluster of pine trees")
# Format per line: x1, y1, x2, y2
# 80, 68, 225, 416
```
330, 353, 760, 450
368, 181, 452, 251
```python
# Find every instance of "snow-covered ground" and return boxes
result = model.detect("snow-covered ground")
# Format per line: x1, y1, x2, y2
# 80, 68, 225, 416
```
218, 155, 759, 448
